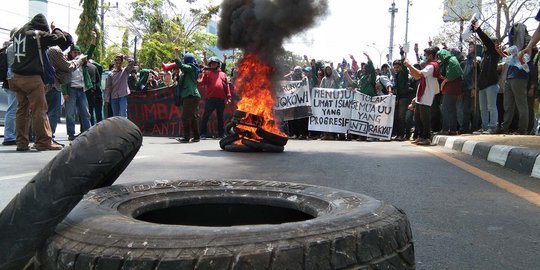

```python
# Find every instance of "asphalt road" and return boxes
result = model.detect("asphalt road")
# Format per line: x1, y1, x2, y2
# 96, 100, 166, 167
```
1, 127, 539, 270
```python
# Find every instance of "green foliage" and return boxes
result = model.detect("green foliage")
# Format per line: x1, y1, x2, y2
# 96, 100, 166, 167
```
122, 28, 129, 48
75, 0, 100, 59
128, 0, 220, 69
138, 32, 177, 69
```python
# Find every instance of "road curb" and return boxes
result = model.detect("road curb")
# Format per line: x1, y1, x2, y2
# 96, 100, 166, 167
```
432, 135, 540, 179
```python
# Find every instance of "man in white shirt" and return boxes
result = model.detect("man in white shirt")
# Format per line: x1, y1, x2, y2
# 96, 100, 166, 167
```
404, 47, 440, 145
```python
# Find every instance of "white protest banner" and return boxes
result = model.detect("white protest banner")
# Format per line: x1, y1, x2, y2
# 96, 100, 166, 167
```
349, 93, 395, 140
308, 88, 354, 133
274, 79, 312, 121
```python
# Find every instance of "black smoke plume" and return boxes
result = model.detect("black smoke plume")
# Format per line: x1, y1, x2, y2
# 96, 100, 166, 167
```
218, 0, 328, 65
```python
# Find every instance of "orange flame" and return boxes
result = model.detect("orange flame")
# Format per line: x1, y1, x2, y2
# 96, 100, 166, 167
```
234, 54, 285, 135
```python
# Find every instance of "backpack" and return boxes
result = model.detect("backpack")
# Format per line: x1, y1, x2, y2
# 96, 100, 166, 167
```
0, 45, 9, 85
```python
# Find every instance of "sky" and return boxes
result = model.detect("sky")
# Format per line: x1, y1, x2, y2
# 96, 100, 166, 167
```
0, 0, 447, 67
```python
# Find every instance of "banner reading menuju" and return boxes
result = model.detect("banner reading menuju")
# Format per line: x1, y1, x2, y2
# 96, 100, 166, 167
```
308, 88, 355, 133
273, 79, 312, 121
349, 93, 395, 140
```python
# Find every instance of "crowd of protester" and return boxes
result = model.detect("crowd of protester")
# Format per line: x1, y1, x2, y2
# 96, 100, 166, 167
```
280, 14, 540, 145
2, 11, 540, 149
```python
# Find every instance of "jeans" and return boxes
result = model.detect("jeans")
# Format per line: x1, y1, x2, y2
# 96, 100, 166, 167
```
3, 87, 17, 142
457, 90, 472, 132
111, 96, 128, 117
46, 88, 62, 136
200, 98, 226, 137
86, 88, 104, 125
66, 87, 91, 137
441, 94, 459, 132
478, 84, 499, 131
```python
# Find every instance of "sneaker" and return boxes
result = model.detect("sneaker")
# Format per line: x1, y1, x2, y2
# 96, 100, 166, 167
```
200, 135, 207, 140
482, 129, 496, 135
472, 129, 484, 135
33, 143, 63, 151
2, 140, 16, 146
416, 138, 431, 146
176, 138, 190, 143
190, 138, 200, 143
68, 135, 77, 141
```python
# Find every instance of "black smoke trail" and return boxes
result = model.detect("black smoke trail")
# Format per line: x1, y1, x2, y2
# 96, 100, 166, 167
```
218, 0, 328, 65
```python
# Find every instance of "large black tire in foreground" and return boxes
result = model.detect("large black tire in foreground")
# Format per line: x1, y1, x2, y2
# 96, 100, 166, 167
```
0, 117, 143, 270
39, 179, 414, 269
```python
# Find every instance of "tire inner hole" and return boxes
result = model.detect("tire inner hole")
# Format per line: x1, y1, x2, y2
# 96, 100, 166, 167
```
134, 203, 315, 226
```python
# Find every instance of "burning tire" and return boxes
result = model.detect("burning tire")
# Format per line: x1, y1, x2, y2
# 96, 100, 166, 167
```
219, 133, 240, 150
222, 110, 288, 152
242, 138, 285, 153
38, 180, 414, 269
224, 144, 259, 152
256, 127, 288, 146
0, 117, 143, 270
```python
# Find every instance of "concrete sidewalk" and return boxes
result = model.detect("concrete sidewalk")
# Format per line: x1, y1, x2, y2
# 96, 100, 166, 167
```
432, 134, 540, 179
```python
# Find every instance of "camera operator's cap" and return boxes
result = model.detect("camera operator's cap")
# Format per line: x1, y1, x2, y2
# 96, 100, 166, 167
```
70, 44, 81, 52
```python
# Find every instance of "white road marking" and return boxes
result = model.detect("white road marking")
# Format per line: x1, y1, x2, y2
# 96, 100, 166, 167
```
0, 172, 37, 181
133, 155, 151, 160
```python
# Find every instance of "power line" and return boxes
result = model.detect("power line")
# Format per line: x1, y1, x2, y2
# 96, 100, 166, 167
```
47, 0, 83, 11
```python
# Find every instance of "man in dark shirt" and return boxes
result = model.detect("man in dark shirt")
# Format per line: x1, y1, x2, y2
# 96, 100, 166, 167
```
10, 14, 68, 151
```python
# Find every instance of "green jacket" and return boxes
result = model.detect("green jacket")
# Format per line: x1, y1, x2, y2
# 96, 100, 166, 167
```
174, 58, 201, 99
356, 60, 376, 96
62, 44, 96, 95
394, 60, 409, 97
92, 61, 103, 91
437, 49, 463, 81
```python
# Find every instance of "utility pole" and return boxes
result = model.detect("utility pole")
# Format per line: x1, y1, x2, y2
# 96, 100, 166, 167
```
100, 0, 118, 61
134, 36, 137, 64
404, 0, 411, 56
388, 0, 398, 63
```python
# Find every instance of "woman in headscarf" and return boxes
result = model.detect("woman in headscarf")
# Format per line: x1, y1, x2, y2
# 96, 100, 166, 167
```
174, 51, 202, 143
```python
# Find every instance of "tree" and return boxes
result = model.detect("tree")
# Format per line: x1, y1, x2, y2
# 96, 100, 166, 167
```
434, 0, 538, 50
75, 0, 100, 59
120, 0, 219, 68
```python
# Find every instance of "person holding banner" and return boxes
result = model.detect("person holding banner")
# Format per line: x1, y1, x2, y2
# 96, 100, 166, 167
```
343, 52, 377, 141
404, 47, 440, 146
319, 63, 341, 140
